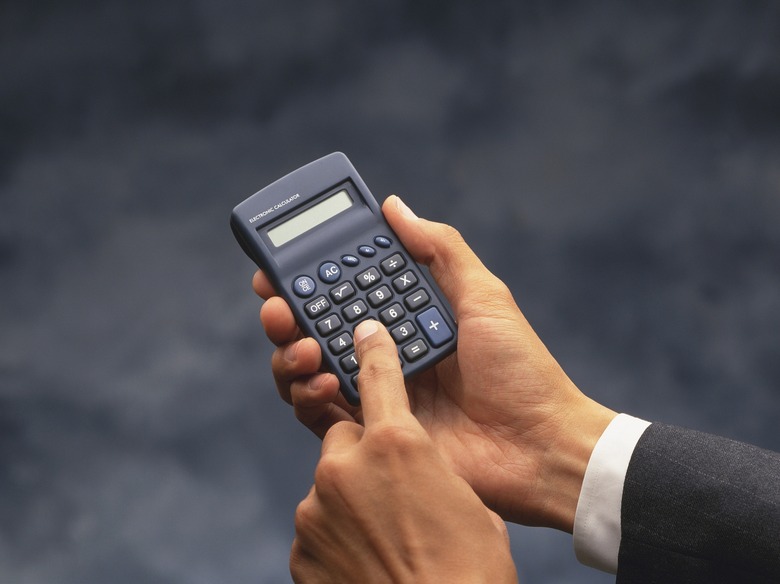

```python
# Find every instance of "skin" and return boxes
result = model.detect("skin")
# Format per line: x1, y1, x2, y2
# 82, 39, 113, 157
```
253, 195, 617, 579
290, 320, 518, 583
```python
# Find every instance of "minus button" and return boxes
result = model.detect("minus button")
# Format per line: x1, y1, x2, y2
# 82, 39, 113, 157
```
404, 288, 430, 311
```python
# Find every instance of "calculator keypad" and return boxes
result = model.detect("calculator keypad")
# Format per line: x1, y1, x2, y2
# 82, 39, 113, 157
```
295, 235, 455, 397
329, 282, 355, 304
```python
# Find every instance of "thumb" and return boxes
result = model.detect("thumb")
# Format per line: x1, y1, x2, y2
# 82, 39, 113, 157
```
382, 195, 512, 319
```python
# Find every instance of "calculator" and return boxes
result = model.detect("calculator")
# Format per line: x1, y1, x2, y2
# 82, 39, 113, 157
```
230, 152, 457, 405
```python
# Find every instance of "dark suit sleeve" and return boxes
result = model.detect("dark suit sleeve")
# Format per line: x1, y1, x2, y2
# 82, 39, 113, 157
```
616, 423, 780, 584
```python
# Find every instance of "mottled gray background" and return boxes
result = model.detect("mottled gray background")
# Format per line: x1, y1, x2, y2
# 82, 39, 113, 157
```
2, 1, 779, 582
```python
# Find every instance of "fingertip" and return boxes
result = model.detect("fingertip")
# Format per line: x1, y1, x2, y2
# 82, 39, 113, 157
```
260, 296, 300, 346
384, 194, 418, 221
353, 319, 381, 345
252, 269, 277, 299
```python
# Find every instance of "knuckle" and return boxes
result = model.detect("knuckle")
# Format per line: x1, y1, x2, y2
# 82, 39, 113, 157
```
438, 222, 465, 245
293, 495, 318, 533
367, 423, 424, 455
357, 356, 402, 385
313, 454, 342, 488
289, 539, 304, 580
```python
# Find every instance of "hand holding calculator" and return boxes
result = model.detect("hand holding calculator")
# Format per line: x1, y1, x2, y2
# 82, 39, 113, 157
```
231, 153, 457, 405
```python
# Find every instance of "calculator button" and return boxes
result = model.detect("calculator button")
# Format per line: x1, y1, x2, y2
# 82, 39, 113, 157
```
341, 254, 360, 267
374, 236, 392, 248
328, 332, 353, 355
316, 313, 343, 336
379, 303, 405, 325
392, 270, 418, 293
340, 352, 359, 373
390, 321, 416, 343
305, 295, 331, 318
402, 339, 429, 362
404, 288, 430, 311
318, 261, 341, 283
367, 285, 393, 308
342, 299, 368, 322
356, 267, 382, 290
380, 253, 406, 275
416, 307, 454, 348
358, 245, 376, 257
293, 276, 316, 298
329, 281, 356, 304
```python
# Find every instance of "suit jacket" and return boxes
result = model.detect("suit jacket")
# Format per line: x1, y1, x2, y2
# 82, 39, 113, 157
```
616, 423, 780, 583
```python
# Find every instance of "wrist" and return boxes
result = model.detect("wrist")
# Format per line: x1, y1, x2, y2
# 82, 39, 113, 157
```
534, 390, 617, 532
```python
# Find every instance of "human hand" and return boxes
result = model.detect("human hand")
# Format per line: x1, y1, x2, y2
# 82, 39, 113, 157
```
254, 196, 616, 531
290, 319, 517, 584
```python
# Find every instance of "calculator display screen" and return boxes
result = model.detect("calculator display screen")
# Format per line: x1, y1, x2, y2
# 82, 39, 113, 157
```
267, 189, 353, 247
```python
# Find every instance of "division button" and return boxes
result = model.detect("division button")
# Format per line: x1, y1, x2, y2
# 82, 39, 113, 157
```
402, 339, 429, 362
358, 245, 376, 257
374, 236, 392, 248
380, 253, 406, 275
341, 254, 360, 267
304, 295, 330, 318
404, 288, 430, 311
415, 306, 454, 347
293, 276, 316, 298
318, 261, 341, 283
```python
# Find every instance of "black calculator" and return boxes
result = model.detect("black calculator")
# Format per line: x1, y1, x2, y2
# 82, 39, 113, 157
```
230, 152, 457, 405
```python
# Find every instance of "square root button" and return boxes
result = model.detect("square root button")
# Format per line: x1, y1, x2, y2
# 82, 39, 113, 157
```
415, 307, 454, 348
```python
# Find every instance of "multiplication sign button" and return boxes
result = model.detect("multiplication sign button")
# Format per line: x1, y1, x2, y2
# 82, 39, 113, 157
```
415, 306, 453, 347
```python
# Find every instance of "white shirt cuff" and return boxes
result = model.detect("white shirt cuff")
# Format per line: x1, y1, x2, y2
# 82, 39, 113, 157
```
573, 413, 651, 574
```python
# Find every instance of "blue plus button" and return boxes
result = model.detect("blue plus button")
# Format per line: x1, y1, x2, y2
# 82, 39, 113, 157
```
415, 307, 453, 348
318, 261, 341, 283
293, 276, 316, 298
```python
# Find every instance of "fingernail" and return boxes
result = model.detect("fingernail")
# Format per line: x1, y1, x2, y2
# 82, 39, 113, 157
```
283, 342, 299, 362
306, 375, 324, 392
354, 320, 380, 344
395, 196, 418, 220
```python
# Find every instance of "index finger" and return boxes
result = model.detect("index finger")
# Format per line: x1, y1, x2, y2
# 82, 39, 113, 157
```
353, 320, 411, 427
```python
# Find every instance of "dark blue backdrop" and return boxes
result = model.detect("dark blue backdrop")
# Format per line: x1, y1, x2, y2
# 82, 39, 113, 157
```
2, 2, 779, 582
